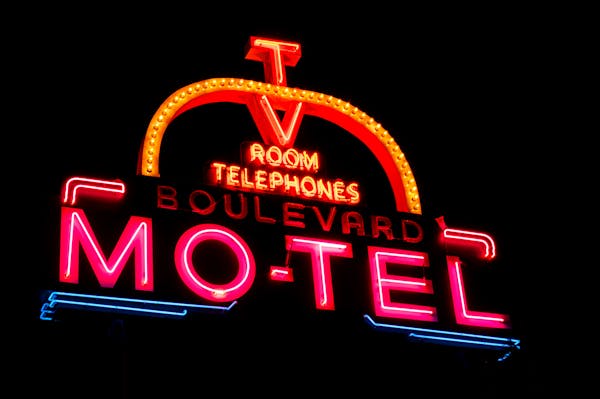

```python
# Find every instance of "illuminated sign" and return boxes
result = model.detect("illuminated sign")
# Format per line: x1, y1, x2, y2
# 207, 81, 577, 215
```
209, 142, 360, 204
41, 36, 520, 359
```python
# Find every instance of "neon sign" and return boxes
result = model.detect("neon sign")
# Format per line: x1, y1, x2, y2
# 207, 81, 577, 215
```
41, 36, 520, 358
209, 142, 360, 204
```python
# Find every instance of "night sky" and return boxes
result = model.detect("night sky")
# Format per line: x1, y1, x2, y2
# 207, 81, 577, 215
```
17, 6, 571, 398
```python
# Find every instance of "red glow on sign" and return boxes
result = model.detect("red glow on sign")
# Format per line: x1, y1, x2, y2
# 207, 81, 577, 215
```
155, 186, 421, 242
48, 36, 516, 354
60, 207, 153, 291
269, 265, 294, 282
446, 256, 510, 328
57, 177, 510, 330
284, 236, 352, 310
245, 142, 319, 172
368, 246, 437, 322
174, 224, 255, 302
138, 37, 422, 214
249, 95, 304, 147
245, 36, 301, 87
62, 176, 125, 205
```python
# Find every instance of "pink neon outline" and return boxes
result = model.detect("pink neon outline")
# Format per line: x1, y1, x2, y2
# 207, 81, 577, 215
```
174, 224, 256, 302
446, 255, 510, 329
59, 207, 153, 291
62, 176, 125, 205
287, 236, 352, 310
368, 246, 437, 322
443, 228, 496, 260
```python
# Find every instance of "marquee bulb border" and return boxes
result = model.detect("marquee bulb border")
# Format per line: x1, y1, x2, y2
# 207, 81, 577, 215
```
137, 78, 421, 214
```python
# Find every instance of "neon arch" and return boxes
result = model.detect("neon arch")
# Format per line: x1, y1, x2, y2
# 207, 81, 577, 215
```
137, 78, 421, 214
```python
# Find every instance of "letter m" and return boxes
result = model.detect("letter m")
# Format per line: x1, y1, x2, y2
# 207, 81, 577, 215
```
59, 207, 154, 291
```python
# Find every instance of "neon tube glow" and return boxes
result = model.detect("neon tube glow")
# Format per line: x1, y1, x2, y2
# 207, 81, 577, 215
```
363, 314, 519, 353
40, 291, 237, 321
62, 176, 125, 205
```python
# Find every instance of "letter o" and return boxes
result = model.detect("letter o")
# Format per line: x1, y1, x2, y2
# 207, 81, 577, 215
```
283, 148, 300, 169
265, 145, 282, 167
174, 223, 256, 302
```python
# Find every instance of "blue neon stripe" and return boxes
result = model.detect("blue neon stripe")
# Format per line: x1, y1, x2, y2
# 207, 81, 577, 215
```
363, 314, 520, 351
40, 291, 237, 320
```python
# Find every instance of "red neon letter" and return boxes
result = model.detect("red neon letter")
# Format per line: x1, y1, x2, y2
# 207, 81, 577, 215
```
368, 246, 437, 322
401, 219, 423, 244
174, 224, 255, 302
438, 217, 509, 328
446, 255, 510, 329
244, 38, 304, 147
157, 185, 178, 210
249, 94, 304, 147
286, 236, 352, 310
437, 217, 496, 260
189, 189, 216, 215
245, 36, 301, 86
283, 202, 305, 228
59, 207, 153, 291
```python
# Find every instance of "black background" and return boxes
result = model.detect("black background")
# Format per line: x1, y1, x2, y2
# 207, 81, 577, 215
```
14, 4, 577, 398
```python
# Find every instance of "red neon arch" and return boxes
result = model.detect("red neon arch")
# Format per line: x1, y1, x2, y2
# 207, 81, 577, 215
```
137, 79, 421, 214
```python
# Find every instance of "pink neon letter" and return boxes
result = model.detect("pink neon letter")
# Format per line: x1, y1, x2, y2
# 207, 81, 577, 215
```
286, 235, 352, 310
59, 207, 153, 291
437, 216, 496, 260
174, 224, 255, 302
367, 246, 437, 322
62, 176, 125, 205
446, 255, 510, 329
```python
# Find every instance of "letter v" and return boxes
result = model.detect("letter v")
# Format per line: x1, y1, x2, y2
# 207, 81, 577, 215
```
248, 94, 304, 147
312, 206, 337, 232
